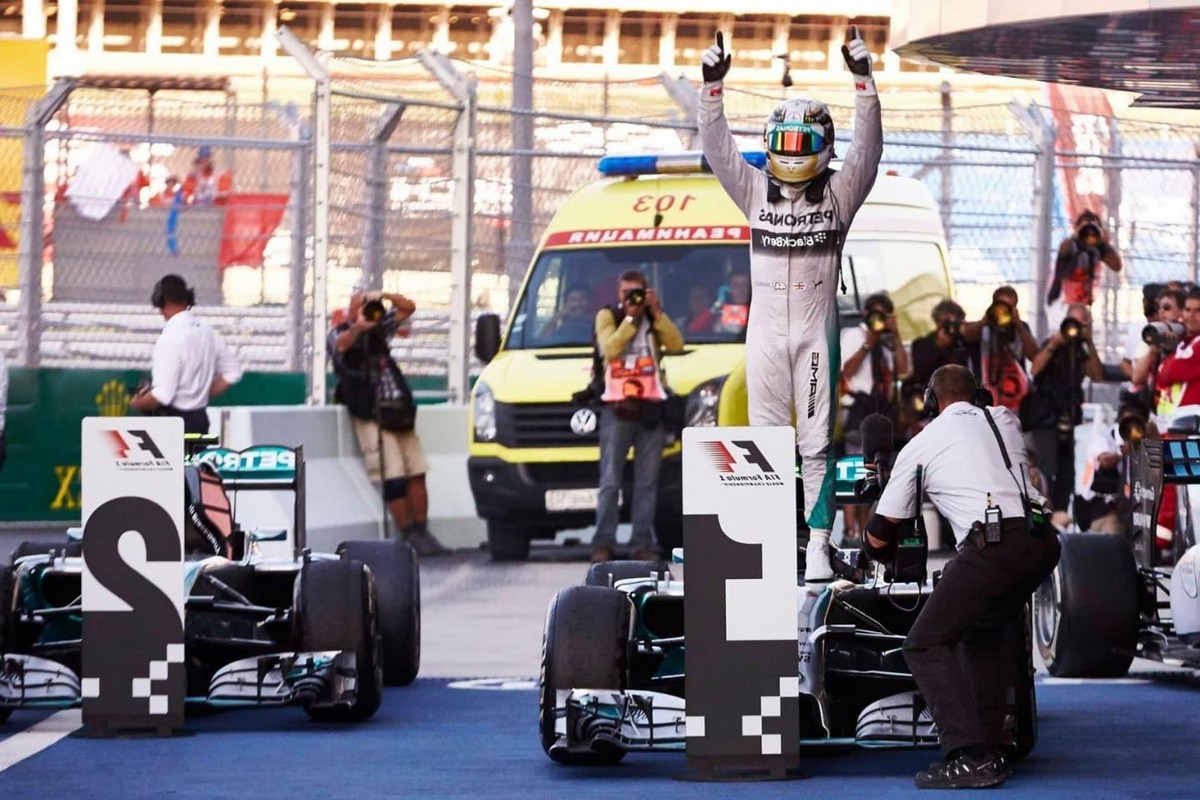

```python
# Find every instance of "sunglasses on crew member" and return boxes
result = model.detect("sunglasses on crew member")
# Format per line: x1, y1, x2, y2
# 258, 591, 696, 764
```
766, 123, 827, 157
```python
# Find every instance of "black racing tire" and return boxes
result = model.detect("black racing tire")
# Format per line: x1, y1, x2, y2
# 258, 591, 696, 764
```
539, 586, 631, 766
0, 564, 10, 721
337, 540, 421, 687
584, 560, 671, 587
10, 539, 81, 565
487, 520, 531, 562
1004, 603, 1037, 760
655, 522, 683, 553
1034, 532, 1138, 678
295, 559, 384, 722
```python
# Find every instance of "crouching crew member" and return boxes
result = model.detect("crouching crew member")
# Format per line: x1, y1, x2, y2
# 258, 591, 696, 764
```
863, 364, 1060, 789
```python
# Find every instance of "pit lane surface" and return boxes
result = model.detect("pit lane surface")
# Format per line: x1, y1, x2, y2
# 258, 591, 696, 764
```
1, 547, 1197, 799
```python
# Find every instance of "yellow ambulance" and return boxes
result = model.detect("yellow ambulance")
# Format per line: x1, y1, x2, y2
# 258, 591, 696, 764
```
470, 152, 952, 560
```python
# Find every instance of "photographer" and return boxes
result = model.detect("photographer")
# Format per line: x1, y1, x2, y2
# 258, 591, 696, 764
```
1026, 304, 1104, 528
1154, 288, 1200, 418
591, 270, 684, 563
962, 286, 1038, 415
329, 290, 449, 557
910, 299, 968, 387
1047, 210, 1123, 314
839, 292, 908, 543
1074, 400, 1150, 535
1134, 287, 1186, 414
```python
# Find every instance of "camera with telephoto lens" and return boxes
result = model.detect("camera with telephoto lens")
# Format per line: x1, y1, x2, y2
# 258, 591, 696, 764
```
1060, 317, 1084, 341
624, 287, 646, 307
362, 297, 387, 323
1142, 321, 1185, 348
985, 299, 1015, 332
1118, 411, 1147, 444
1078, 221, 1102, 242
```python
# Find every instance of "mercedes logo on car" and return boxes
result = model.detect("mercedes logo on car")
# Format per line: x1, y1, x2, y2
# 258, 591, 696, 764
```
570, 408, 597, 436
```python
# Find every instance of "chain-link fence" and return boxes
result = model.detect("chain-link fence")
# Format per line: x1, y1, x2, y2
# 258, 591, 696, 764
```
3, 54, 1200, 397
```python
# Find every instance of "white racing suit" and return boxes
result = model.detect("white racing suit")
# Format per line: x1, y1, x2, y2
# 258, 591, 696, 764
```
698, 79, 883, 532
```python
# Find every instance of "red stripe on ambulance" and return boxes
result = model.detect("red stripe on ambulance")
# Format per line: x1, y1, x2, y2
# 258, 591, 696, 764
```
542, 226, 750, 248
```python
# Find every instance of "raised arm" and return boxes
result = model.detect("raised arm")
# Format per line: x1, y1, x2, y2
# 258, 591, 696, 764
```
696, 31, 758, 218
829, 26, 883, 214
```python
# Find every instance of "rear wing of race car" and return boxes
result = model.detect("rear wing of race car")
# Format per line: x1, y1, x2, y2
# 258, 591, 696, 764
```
188, 443, 308, 555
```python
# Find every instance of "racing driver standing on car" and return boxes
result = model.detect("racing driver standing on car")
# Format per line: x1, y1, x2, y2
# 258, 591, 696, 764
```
698, 25, 883, 582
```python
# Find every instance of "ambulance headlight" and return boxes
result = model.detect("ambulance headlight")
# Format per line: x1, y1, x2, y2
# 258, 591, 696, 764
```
685, 377, 726, 428
473, 381, 497, 442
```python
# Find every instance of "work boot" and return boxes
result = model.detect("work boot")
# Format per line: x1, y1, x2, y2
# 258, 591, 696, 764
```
914, 752, 1006, 789
403, 523, 451, 557
804, 529, 833, 583
590, 544, 615, 563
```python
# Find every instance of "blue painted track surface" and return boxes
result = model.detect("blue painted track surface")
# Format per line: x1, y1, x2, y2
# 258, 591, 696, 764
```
1, 675, 1198, 798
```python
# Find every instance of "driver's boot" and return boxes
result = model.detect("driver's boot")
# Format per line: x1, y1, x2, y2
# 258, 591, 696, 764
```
804, 528, 833, 583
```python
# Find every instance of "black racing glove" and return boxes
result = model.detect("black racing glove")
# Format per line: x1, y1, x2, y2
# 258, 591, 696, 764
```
840, 25, 872, 78
701, 31, 732, 84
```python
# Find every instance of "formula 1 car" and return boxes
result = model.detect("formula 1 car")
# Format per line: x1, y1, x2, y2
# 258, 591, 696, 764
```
0, 441, 420, 723
539, 459, 1037, 764
1033, 412, 1200, 676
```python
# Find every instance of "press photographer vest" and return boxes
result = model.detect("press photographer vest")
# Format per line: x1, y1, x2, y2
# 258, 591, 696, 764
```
601, 313, 667, 403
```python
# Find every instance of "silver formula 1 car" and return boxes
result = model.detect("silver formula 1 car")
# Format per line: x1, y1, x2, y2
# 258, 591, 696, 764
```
0, 441, 419, 723
539, 460, 1037, 765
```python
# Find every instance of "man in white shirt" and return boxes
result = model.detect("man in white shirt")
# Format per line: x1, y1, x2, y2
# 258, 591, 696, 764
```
863, 365, 1060, 789
129, 274, 243, 434
0, 346, 7, 474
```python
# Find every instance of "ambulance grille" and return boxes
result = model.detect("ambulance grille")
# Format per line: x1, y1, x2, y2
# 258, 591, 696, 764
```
503, 402, 600, 448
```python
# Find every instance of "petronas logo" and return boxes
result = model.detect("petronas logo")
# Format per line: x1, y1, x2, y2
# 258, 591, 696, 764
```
96, 379, 131, 417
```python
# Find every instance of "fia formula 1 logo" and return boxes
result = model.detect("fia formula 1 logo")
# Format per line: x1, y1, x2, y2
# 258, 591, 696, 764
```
700, 440, 784, 487
102, 430, 172, 472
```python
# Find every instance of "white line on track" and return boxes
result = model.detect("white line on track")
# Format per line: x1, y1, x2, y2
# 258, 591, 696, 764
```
0, 710, 82, 773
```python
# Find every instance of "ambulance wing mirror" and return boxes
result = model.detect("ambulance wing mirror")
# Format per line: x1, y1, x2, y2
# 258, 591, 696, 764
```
475, 313, 501, 363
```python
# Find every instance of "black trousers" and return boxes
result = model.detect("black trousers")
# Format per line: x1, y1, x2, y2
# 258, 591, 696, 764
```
161, 406, 210, 435
903, 522, 1060, 756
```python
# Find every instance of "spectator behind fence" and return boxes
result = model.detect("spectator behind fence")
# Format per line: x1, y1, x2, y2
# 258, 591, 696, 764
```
150, 175, 181, 207
909, 298, 968, 387
1026, 303, 1104, 528
329, 290, 449, 557
182, 145, 232, 206
129, 274, 243, 434
962, 285, 1038, 416
1047, 210, 1122, 327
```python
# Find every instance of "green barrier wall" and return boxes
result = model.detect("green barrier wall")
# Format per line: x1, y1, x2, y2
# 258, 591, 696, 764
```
0, 368, 305, 523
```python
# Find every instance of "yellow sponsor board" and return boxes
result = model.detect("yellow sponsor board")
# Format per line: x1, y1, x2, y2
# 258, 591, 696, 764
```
0, 40, 49, 288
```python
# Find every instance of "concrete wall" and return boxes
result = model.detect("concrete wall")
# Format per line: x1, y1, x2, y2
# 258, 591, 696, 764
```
213, 403, 484, 555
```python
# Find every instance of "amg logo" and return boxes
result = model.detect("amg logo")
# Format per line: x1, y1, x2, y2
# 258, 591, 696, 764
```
807, 353, 820, 419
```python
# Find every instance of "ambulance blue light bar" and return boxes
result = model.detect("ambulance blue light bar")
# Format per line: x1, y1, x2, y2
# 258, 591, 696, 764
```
597, 151, 767, 176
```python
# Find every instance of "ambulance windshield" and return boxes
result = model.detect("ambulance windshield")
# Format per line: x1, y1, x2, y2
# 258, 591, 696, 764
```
507, 244, 752, 349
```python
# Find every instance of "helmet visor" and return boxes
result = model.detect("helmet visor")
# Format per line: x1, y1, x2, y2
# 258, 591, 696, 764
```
766, 122, 827, 157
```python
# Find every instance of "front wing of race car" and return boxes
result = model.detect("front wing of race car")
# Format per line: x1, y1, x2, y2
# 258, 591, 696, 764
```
0, 650, 365, 712
545, 579, 940, 759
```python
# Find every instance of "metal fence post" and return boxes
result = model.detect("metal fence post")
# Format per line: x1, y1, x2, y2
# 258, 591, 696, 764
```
363, 104, 405, 291
418, 50, 476, 404
658, 73, 697, 148
286, 122, 310, 373
939, 80, 953, 249
278, 26, 331, 405
16, 80, 73, 367
509, 0, 535, 312
1010, 99, 1056, 341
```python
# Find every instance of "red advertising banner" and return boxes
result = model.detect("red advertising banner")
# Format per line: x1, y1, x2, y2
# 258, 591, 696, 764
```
1045, 84, 1115, 224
